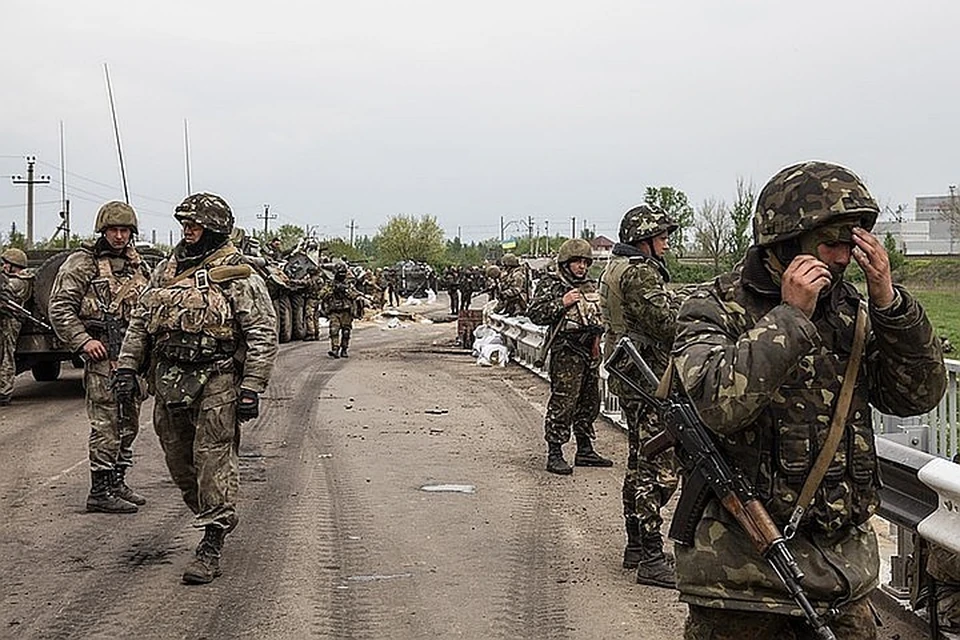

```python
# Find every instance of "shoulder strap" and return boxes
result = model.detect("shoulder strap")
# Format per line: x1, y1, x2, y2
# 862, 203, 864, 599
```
164, 244, 236, 287
784, 301, 869, 539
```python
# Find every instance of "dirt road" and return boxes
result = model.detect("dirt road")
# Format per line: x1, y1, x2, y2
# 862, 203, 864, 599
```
0, 295, 926, 639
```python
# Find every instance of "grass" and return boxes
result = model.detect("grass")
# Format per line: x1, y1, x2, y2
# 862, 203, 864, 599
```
910, 288, 960, 357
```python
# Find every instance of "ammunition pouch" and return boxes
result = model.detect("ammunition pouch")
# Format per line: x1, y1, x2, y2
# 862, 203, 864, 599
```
154, 331, 237, 365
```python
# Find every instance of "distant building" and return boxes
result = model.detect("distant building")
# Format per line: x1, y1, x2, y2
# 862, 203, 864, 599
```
873, 193, 959, 255
590, 235, 615, 258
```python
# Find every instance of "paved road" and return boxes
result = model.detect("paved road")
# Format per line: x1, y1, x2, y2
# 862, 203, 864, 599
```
0, 294, 930, 639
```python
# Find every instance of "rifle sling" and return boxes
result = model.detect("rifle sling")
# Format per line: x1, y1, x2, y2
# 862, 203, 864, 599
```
165, 245, 236, 288
784, 301, 868, 539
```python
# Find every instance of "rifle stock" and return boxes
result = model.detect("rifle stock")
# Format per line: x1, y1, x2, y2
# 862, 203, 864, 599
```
604, 336, 837, 640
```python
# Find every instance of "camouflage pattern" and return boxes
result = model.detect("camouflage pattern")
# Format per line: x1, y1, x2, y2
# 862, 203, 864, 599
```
495, 264, 529, 317
618, 204, 678, 244
48, 243, 151, 472
752, 161, 879, 246
684, 598, 877, 640
600, 245, 685, 533
671, 245, 947, 615
0, 270, 32, 398
925, 542, 960, 630
320, 277, 361, 351
94, 201, 139, 233
1, 248, 29, 268
174, 192, 235, 235
527, 267, 604, 445
116, 240, 277, 530
556, 238, 593, 265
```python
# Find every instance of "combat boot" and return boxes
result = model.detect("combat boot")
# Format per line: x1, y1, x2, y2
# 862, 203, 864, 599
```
622, 518, 644, 569
86, 470, 138, 514
574, 434, 614, 467
182, 525, 226, 585
113, 467, 146, 506
328, 349, 340, 359
546, 443, 573, 475
635, 531, 676, 589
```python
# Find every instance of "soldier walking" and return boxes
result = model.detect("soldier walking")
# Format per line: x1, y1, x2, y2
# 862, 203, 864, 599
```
321, 263, 362, 358
527, 239, 613, 475
0, 248, 33, 406
114, 193, 278, 584
48, 202, 152, 513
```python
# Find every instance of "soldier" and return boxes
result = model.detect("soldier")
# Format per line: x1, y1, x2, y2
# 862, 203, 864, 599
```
265, 236, 284, 262
599, 204, 683, 587
48, 202, 152, 513
113, 192, 277, 584
495, 253, 529, 317
672, 162, 947, 639
458, 265, 477, 311
0, 248, 33, 406
320, 263, 362, 358
384, 266, 401, 307
527, 238, 613, 475
441, 265, 461, 315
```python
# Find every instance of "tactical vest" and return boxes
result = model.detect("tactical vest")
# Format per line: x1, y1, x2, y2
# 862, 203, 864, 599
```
140, 248, 247, 363
599, 256, 631, 359
78, 249, 150, 325
561, 281, 604, 333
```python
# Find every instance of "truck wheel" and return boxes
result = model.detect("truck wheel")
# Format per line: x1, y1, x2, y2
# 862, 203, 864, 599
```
277, 296, 293, 343
32, 361, 62, 382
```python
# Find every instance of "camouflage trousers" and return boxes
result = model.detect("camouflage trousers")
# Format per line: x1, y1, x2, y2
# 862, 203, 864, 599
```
152, 370, 239, 531
0, 317, 20, 397
327, 311, 354, 350
303, 296, 320, 339
543, 346, 600, 445
684, 598, 877, 640
621, 398, 679, 535
84, 364, 142, 473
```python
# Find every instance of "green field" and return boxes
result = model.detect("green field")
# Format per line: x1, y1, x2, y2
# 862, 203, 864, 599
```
910, 288, 960, 358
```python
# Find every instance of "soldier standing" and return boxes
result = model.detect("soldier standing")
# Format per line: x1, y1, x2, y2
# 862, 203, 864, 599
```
600, 204, 684, 587
48, 202, 152, 513
442, 265, 461, 315
458, 266, 476, 311
527, 239, 613, 475
672, 162, 947, 639
494, 253, 529, 316
321, 263, 362, 359
0, 248, 33, 406
113, 193, 277, 584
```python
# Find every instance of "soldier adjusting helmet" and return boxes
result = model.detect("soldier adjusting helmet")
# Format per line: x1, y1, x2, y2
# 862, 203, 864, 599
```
1, 248, 28, 269
95, 201, 139, 234
174, 192, 235, 235
619, 204, 678, 244
557, 238, 593, 265
753, 161, 879, 247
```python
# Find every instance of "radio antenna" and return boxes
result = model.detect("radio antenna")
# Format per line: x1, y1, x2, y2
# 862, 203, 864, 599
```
103, 63, 130, 204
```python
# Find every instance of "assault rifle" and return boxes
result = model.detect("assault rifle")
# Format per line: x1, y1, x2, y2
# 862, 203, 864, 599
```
0, 291, 52, 332
604, 336, 837, 640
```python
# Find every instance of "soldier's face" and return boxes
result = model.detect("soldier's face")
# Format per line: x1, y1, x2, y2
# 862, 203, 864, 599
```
104, 226, 132, 250
651, 232, 670, 258
182, 221, 204, 245
567, 257, 591, 278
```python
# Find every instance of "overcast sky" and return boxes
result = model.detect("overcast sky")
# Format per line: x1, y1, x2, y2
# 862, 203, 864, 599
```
2, 0, 958, 246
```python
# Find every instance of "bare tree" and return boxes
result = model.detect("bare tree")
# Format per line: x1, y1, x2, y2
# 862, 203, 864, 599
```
941, 185, 960, 255
694, 198, 732, 274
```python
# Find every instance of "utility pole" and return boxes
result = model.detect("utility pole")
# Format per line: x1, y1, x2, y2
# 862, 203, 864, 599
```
56, 200, 71, 249
544, 220, 550, 256
527, 216, 534, 252
258, 204, 276, 236
347, 219, 356, 246
571, 216, 576, 239
500, 216, 505, 242
11, 156, 51, 248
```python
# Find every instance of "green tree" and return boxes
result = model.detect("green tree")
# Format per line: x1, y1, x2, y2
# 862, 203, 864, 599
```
884, 232, 906, 272
375, 214, 445, 264
727, 177, 755, 264
644, 186, 694, 257
326, 238, 367, 263
253, 224, 304, 252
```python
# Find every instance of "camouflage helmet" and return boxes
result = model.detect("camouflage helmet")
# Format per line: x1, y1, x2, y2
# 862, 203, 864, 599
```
1, 248, 28, 269
485, 264, 502, 279
95, 201, 138, 234
174, 192, 234, 235
501, 253, 519, 268
753, 161, 879, 246
557, 238, 593, 265
619, 204, 678, 244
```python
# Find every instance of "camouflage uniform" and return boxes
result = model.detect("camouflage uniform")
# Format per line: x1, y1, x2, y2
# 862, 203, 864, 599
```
599, 204, 684, 583
441, 266, 461, 314
48, 209, 151, 512
320, 266, 361, 358
495, 259, 530, 317
527, 239, 611, 474
116, 193, 277, 584
0, 253, 33, 403
672, 162, 947, 638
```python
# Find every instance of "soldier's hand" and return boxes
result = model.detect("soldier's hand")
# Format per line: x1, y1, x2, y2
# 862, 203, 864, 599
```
236, 389, 260, 423
851, 227, 896, 309
83, 338, 109, 362
782, 254, 832, 318
110, 367, 138, 404
561, 289, 581, 307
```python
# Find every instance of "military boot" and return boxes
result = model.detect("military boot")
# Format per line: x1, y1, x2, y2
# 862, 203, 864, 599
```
113, 467, 146, 506
546, 443, 573, 475
574, 434, 614, 467
182, 526, 226, 585
328, 348, 340, 359
622, 518, 644, 569
86, 470, 138, 514
635, 531, 676, 589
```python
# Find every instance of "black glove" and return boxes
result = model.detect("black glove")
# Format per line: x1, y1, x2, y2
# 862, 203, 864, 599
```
236, 388, 260, 423
110, 367, 138, 404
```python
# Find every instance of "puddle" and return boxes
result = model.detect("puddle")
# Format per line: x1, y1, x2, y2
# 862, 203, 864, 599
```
419, 483, 476, 494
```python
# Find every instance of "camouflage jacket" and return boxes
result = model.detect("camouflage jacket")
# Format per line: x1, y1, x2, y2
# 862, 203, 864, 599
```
116, 241, 277, 395
672, 246, 947, 614
48, 242, 151, 375
320, 280, 361, 316
600, 244, 684, 397
527, 269, 604, 361
495, 265, 529, 317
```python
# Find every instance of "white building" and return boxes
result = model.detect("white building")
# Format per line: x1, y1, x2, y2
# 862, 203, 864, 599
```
873, 193, 959, 255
